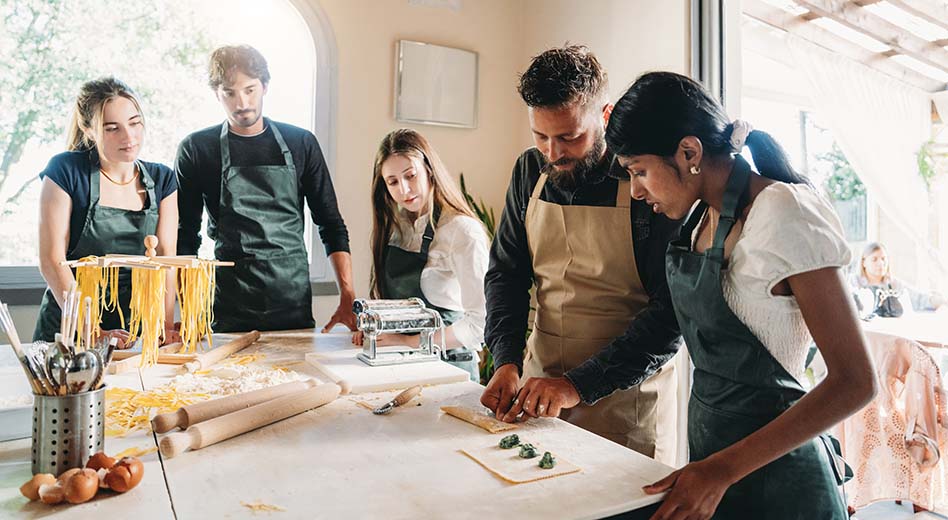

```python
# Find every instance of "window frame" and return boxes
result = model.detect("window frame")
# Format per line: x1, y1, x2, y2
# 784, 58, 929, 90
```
0, 0, 341, 301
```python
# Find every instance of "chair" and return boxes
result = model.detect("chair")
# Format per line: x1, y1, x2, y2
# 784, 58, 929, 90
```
834, 331, 948, 512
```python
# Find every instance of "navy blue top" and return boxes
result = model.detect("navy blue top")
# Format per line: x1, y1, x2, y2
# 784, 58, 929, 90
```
40, 149, 178, 252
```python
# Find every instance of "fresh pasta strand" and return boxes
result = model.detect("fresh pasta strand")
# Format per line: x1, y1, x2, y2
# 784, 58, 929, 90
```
176, 260, 217, 354
128, 267, 165, 367
73, 257, 122, 350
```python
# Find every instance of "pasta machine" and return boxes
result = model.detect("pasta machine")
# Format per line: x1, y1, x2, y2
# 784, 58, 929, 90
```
353, 298, 445, 366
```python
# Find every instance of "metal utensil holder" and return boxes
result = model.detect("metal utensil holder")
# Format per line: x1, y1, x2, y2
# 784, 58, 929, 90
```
31, 386, 105, 475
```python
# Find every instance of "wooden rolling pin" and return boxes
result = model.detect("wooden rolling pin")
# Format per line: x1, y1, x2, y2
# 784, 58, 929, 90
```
151, 379, 317, 433
111, 342, 182, 360
182, 330, 261, 373
159, 383, 340, 458
109, 343, 188, 374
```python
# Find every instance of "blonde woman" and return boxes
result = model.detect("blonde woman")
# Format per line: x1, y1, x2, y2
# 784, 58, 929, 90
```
852, 242, 945, 316
354, 129, 489, 380
34, 77, 179, 347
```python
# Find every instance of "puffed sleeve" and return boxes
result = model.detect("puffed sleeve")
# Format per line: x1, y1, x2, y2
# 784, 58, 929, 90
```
737, 183, 852, 296
445, 216, 490, 351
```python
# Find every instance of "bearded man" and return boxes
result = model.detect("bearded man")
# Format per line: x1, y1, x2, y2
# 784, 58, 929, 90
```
480, 45, 682, 464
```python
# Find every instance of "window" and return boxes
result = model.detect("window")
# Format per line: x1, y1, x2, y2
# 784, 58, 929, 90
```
740, 14, 870, 247
0, 0, 331, 293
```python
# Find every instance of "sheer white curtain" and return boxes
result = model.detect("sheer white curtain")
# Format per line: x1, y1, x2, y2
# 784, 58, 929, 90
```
785, 35, 945, 286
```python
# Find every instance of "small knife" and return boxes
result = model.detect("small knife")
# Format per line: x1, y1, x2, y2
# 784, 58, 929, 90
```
373, 385, 422, 415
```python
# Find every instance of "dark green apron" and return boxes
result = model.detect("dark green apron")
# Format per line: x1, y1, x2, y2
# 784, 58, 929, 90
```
665, 157, 846, 519
381, 214, 477, 380
33, 157, 159, 341
212, 119, 314, 332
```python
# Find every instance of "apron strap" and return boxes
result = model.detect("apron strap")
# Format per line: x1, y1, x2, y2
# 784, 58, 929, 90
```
679, 201, 708, 243
710, 157, 752, 254
615, 180, 631, 208
267, 119, 297, 175
220, 118, 298, 178
418, 205, 441, 257
89, 152, 101, 205
137, 160, 158, 210
530, 173, 548, 201
219, 122, 232, 172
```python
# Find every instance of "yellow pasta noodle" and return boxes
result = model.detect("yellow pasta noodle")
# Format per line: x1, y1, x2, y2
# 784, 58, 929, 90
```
176, 260, 217, 354
74, 257, 122, 350
127, 268, 166, 367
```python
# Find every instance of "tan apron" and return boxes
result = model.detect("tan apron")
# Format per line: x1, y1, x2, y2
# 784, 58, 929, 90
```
523, 173, 677, 463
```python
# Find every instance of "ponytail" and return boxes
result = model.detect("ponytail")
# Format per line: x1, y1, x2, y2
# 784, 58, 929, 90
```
608, 71, 810, 185
743, 129, 809, 185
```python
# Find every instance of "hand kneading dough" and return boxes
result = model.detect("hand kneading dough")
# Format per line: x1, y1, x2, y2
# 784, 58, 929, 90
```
461, 444, 581, 484
440, 406, 518, 433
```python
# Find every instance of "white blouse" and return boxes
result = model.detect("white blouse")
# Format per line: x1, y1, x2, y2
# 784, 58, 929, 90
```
390, 209, 490, 351
710, 183, 852, 382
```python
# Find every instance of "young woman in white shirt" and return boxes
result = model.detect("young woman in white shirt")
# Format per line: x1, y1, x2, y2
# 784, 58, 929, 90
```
353, 129, 490, 381
605, 72, 877, 520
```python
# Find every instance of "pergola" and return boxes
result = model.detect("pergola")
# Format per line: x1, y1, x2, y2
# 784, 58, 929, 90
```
744, 0, 948, 174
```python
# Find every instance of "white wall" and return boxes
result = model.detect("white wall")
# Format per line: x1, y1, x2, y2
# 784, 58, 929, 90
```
310, 0, 525, 324
312, 0, 690, 323
520, 0, 689, 101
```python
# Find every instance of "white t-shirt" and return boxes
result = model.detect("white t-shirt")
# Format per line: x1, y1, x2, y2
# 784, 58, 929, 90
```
390, 209, 490, 351
711, 182, 852, 382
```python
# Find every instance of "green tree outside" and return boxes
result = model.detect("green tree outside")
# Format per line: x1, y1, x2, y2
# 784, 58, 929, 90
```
0, 0, 213, 217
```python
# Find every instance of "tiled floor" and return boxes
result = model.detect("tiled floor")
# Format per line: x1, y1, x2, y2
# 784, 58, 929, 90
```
853, 501, 947, 520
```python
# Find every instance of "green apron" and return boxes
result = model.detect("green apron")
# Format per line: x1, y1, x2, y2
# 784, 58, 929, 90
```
665, 157, 846, 519
381, 213, 477, 380
33, 157, 159, 341
212, 119, 314, 332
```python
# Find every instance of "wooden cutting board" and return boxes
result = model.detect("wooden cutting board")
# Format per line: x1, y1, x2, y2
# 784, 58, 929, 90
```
304, 349, 470, 393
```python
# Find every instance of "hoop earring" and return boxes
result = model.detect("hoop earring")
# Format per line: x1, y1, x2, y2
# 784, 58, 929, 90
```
690, 165, 701, 175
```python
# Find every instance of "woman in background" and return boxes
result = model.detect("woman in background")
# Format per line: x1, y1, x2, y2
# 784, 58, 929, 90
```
852, 242, 945, 317
34, 77, 179, 347
355, 129, 490, 381
606, 71, 876, 519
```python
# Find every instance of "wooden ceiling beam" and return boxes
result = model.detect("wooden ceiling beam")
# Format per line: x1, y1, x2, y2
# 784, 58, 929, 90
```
793, 0, 948, 73
886, 0, 948, 34
744, 0, 945, 91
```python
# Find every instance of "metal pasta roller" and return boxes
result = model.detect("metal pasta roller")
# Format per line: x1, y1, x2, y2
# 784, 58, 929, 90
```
354, 298, 445, 366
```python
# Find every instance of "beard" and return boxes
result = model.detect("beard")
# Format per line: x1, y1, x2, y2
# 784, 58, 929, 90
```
543, 128, 607, 192
232, 108, 262, 127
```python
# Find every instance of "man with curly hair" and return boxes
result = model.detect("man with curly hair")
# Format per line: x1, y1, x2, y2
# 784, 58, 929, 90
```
480, 45, 682, 462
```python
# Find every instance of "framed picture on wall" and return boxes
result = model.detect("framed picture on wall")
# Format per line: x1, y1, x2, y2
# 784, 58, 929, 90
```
394, 40, 478, 129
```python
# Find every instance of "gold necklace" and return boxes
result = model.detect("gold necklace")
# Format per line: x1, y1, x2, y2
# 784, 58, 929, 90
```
100, 165, 139, 186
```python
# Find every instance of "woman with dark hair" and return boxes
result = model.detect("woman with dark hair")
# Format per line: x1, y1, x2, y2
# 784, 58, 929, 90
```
353, 129, 489, 380
605, 71, 877, 519
35, 77, 179, 346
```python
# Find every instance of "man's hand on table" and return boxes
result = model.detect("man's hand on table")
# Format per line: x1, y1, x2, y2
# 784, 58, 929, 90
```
500, 375, 581, 422
480, 363, 522, 420
322, 289, 357, 333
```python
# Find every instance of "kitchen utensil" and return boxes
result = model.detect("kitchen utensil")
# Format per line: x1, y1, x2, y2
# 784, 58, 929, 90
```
181, 330, 261, 373
65, 350, 99, 394
151, 379, 317, 433
32, 386, 105, 474
0, 301, 45, 395
353, 298, 444, 366
373, 385, 422, 415
158, 383, 340, 458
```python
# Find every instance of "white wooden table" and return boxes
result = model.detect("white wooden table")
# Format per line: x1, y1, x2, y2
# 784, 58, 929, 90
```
1, 331, 673, 519
861, 311, 948, 348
